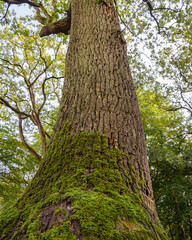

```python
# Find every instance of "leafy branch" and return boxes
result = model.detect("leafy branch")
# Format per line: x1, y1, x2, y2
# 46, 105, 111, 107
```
0, 0, 71, 37
0, 32, 64, 161
143, 0, 183, 36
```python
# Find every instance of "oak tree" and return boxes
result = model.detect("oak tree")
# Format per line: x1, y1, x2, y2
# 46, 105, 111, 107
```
0, 0, 181, 239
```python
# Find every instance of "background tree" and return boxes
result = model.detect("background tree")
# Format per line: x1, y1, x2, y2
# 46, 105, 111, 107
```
0, 22, 67, 161
0, 0, 168, 239
0, 18, 66, 208
138, 89, 192, 240
0, 124, 38, 207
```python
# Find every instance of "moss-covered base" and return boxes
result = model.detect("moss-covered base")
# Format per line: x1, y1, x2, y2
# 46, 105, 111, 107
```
0, 124, 168, 239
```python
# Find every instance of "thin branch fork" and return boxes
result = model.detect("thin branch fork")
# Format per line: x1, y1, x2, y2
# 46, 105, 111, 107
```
143, 0, 163, 35
38, 76, 63, 114
38, 77, 48, 115
179, 86, 192, 111
26, 84, 48, 155
0, 57, 23, 70
0, 0, 40, 21
18, 114, 42, 162
0, 88, 47, 157
0, 96, 42, 162
0, 96, 31, 118
143, 0, 181, 36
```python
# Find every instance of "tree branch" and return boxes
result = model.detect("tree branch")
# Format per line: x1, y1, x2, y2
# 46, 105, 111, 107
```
18, 115, 42, 162
34, 2, 51, 25
179, 87, 192, 112
142, 0, 177, 37
39, 5, 71, 37
38, 78, 47, 114
0, 57, 23, 70
0, 96, 31, 118
0, 3, 10, 21
153, 7, 180, 13
143, 0, 164, 35
2, 0, 39, 7
39, 16, 71, 37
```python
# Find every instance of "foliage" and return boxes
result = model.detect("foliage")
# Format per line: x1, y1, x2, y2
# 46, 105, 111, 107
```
151, 0, 192, 115
0, 15, 66, 207
0, 20, 66, 157
0, 0, 191, 239
138, 89, 192, 240
0, 124, 38, 209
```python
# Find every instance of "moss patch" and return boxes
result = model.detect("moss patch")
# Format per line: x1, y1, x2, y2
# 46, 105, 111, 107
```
0, 123, 168, 239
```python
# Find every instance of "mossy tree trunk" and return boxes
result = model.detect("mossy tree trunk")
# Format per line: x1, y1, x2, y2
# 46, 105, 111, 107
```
52, 0, 153, 202
0, 0, 168, 239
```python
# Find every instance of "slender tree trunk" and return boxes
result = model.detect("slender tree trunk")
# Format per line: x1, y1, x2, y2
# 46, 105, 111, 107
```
0, 0, 168, 239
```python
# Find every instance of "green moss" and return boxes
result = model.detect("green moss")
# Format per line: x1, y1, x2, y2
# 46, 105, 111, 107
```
40, 222, 76, 240
0, 123, 169, 239
53, 207, 67, 216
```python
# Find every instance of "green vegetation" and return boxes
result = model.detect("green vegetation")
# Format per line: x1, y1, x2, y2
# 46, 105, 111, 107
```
0, 0, 191, 239
138, 90, 192, 239
0, 128, 167, 239
0, 125, 38, 208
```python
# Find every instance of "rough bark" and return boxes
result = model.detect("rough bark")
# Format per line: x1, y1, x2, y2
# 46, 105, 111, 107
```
52, 0, 153, 205
0, 0, 168, 239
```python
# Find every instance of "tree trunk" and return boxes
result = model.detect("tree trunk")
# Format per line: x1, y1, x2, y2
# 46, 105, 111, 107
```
52, 0, 153, 202
0, 0, 168, 239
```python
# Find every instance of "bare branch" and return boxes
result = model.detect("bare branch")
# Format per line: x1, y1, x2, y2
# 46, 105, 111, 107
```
30, 68, 47, 87
155, 100, 192, 114
153, 7, 180, 13
0, 3, 10, 21
45, 76, 64, 81
42, 119, 54, 127
0, 57, 23, 70
0, 96, 31, 117
118, 12, 134, 34
50, 78, 62, 104
38, 76, 63, 114
176, 63, 192, 86
18, 114, 42, 162
2, 0, 39, 7
38, 78, 47, 114
0, 57, 29, 85
179, 86, 192, 111
39, 3, 51, 23
112, 1, 135, 34
54, 41, 62, 59
45, 131, 50, 139
142, 0, 173, 37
